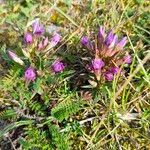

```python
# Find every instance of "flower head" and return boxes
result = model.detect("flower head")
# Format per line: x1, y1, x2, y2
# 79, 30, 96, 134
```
8, 50, 24, 66
51, 59, 65, 73
24, 67, 36, 82
24, 32, 33, 44
81, 26, 130, 84
50, 33, 61, 47
32, 19, 45, 35
91, 58, 105, 71
81, 36, 93, 50
81, 36, 89, 46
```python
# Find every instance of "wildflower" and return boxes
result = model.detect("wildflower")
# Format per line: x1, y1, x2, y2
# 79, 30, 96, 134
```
81, 36, 89, 46
24, 67, 36, 82
32, 19, 45, 35
105, 31, 114, 46
8, 50, 24, 66
117, 37, 127, 49
81, 26, 130, 84
81, 36, 93, 50
50, 33, 61, 47
123, 55, 131, 64
24, 32, 33, 44
91, 58, 104, 71
109, 67, 120, 75
104, 72, 114, 81
51, 59, 65, 73
105, 31, 118, 48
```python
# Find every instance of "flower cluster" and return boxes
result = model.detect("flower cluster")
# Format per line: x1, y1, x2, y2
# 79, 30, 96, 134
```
24, 19, 61, 49
81, 26, 131, 82
8, 19, 64, 83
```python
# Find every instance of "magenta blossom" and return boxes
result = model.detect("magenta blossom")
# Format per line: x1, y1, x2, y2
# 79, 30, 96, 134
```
117, 37, 127, 49
50, 33, 61, 47
24, 32, 33, 44
91, 58, 105, 71
51, 60, 65, 73
24, 67, 36, 82
109, 67, 120, 75
32, 19, 45, 35
81, 36, 89, 46
81, 36, 93, 50
105, 31, 118, 48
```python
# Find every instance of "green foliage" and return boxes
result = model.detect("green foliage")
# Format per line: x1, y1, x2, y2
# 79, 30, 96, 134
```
19, 125, 52, 150
0, 0, 149, 149
49, 125, 72, 150
0, 120, 33, 139
0, 109, 16, 120
51, 93, 83, 122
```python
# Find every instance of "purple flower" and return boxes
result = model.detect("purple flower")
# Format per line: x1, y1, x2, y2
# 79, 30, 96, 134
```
32, 20, 45, 35
104, 72, 114, 81
81, 36, 89, 46
91, 58, 105, 71
81, 36, 93, 50
105, 31, 114, 46
123, 55, 131, 64
117, 37, 127, 49
24, 67, 36, 82
8, 50, 24, 66
109, 67, 120, 74
109, 35, 118, 48
24, 32, 33, 44
50, 33, 61, 47
51, 60, 65, 73
98, 26, 105, 39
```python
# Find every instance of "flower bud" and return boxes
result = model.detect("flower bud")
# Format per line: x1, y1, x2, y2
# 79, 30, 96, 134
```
24, 67, 36, 82
91, 58, 104, 71
109, 67, 120, 74
105, 31, 114, 46
50, 33, 61, 47
81, 36, 93, 50
51, 59, 65, 73
117, 37, 127, 49
8, 50, 24, 66
32, 19, 45, 35
24, 32, 33, 44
